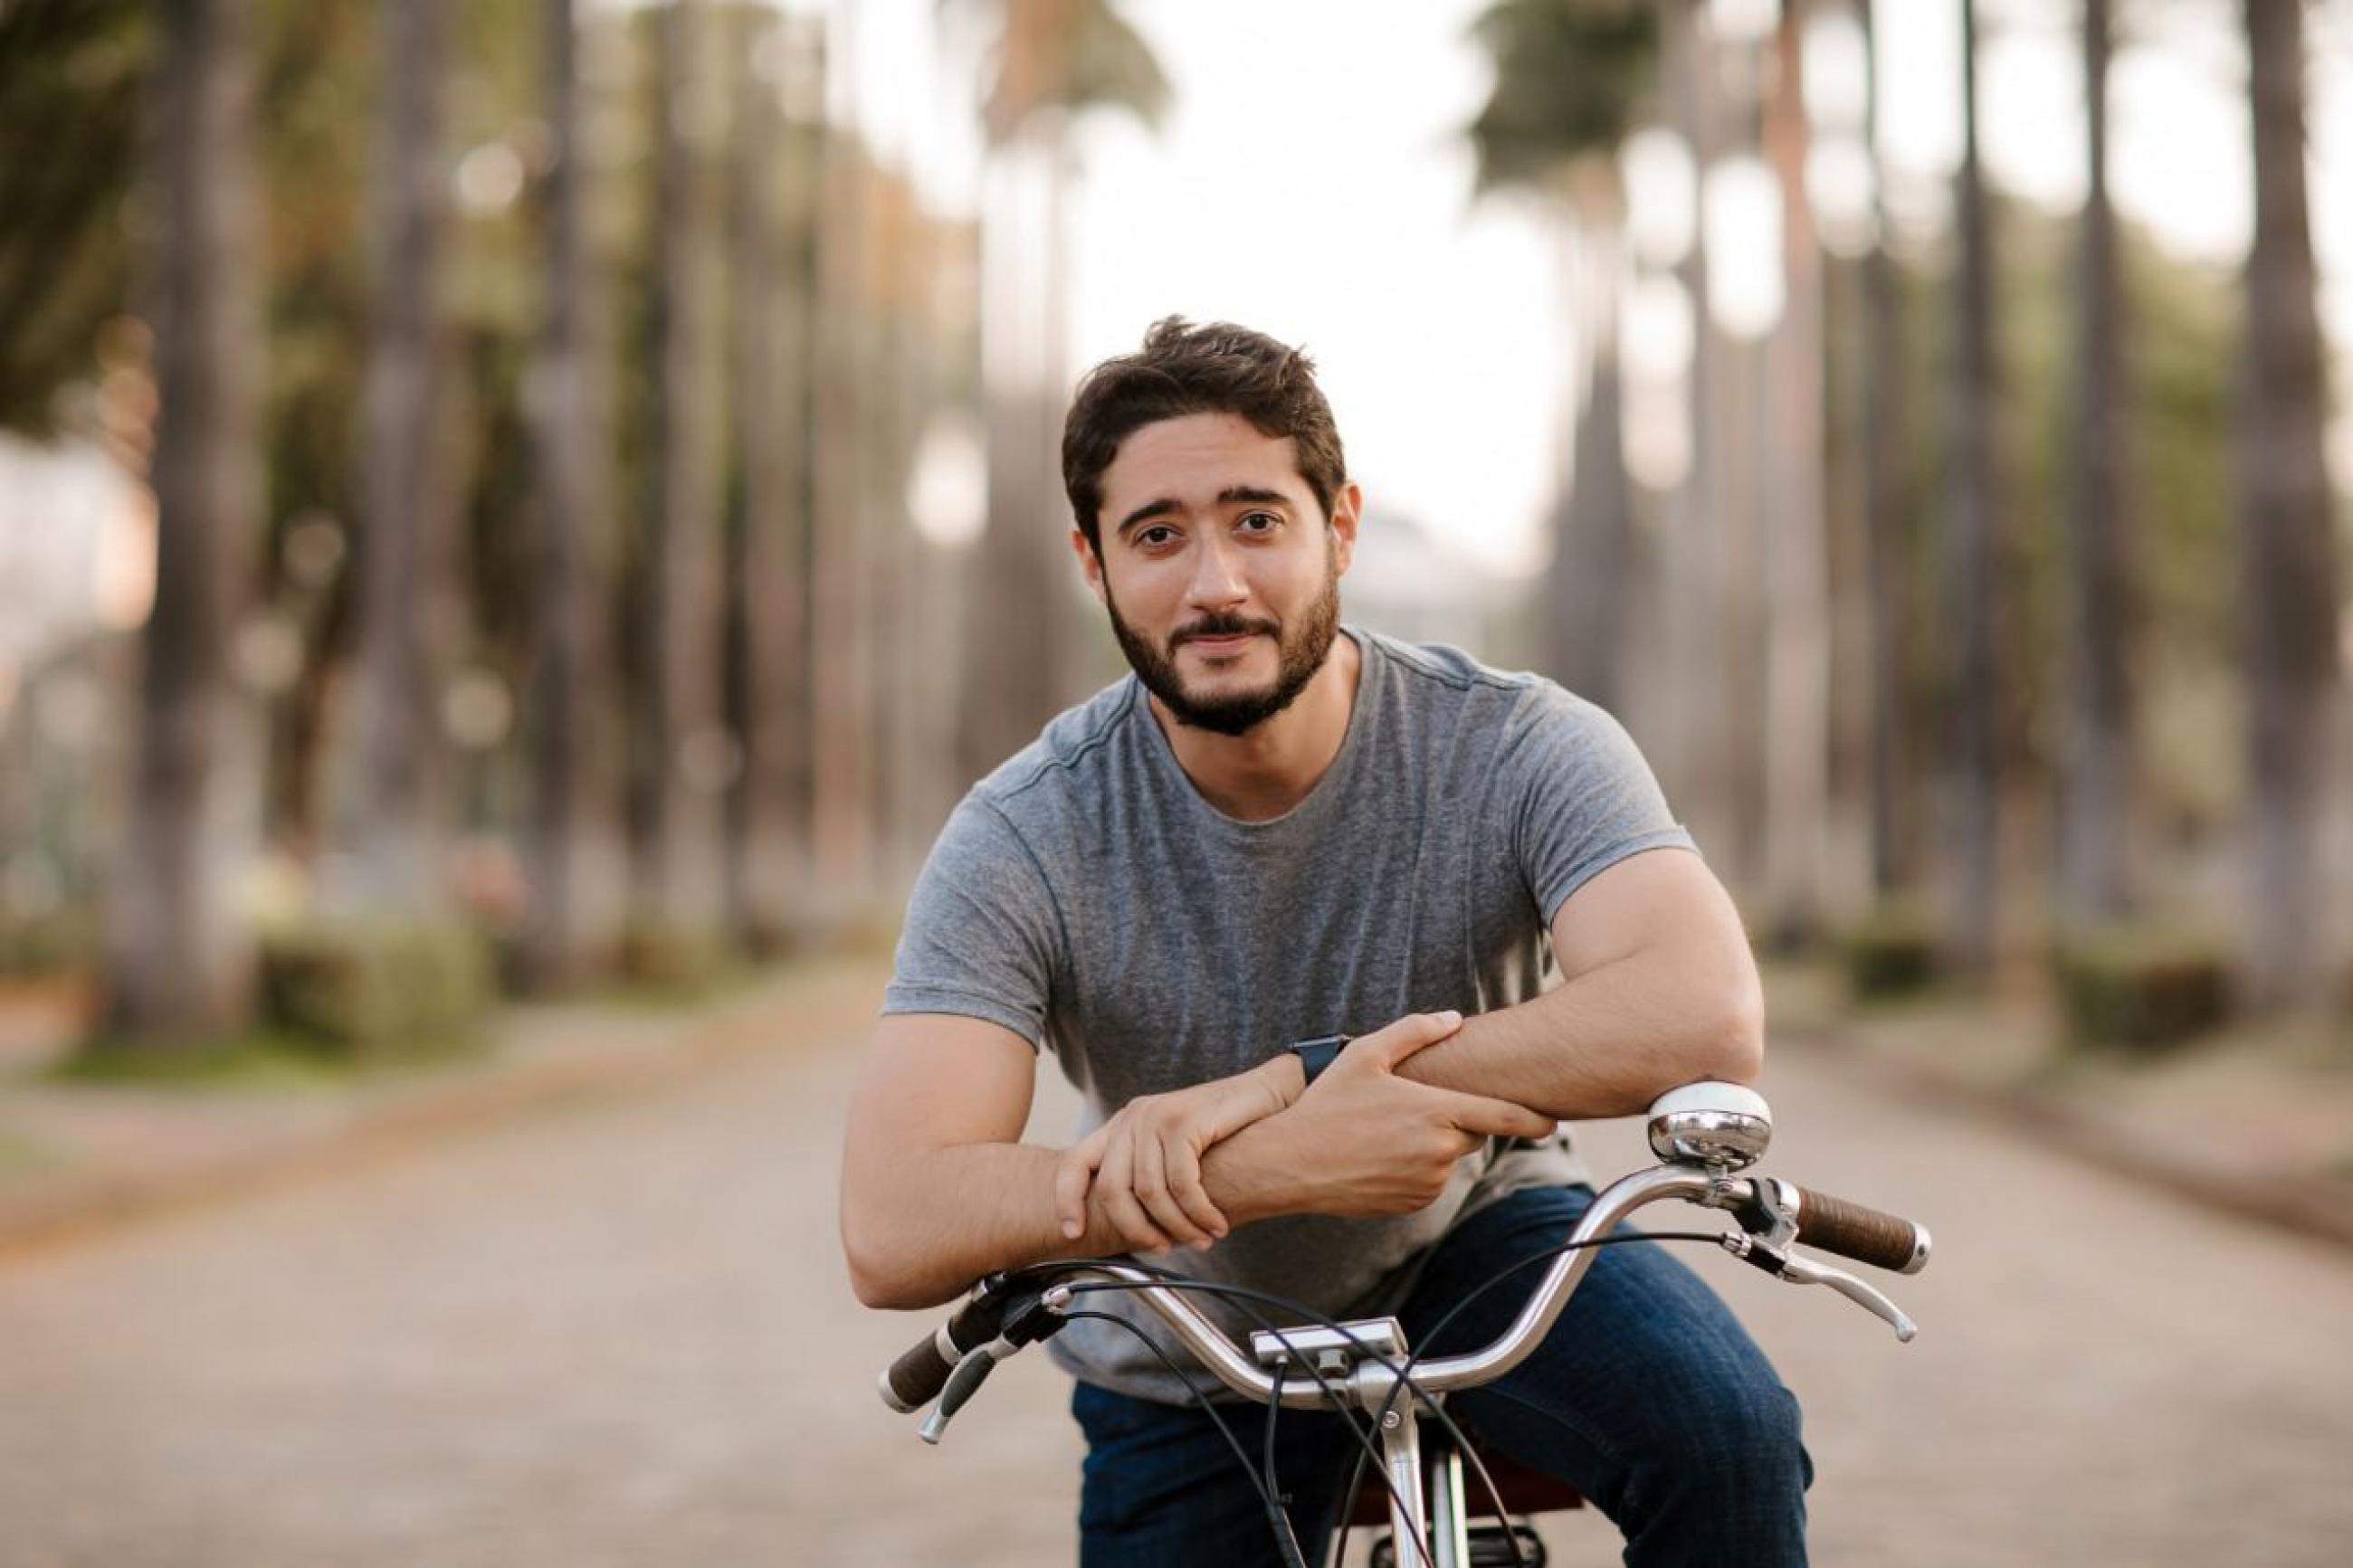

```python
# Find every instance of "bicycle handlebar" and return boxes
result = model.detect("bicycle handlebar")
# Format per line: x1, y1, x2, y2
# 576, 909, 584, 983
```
880, 1143, 1931, 1419
1767, 1181, 1931, 1275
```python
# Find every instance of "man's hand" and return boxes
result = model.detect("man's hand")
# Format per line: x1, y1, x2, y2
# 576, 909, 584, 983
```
1243, 1011, 1559, 1219
1053, 1054, 1304, 1253
1057, 1011, 1564, 1254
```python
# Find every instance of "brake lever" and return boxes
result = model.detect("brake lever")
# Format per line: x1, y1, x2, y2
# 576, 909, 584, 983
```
1719, 1231, 1918, 1343
919, 1340, 1012, 1444
1776, 1252, 1918, 1343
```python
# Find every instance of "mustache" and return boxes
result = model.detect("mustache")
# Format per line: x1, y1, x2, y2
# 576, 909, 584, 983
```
1171, 613, 1279, 649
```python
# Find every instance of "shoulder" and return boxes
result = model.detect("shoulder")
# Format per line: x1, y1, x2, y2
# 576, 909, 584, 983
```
1357, 629, 1599, 736
967, 675, 1148, 831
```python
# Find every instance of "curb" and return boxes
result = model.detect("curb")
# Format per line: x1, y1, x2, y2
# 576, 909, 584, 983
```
0, 979, 838, 1263
1787, 1025, 2353, 1252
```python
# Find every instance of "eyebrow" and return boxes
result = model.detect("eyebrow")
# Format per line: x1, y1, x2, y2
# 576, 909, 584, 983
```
1114, 486, 1295, 538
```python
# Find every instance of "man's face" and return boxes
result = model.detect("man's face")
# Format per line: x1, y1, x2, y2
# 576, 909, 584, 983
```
1075, 412, 1359, 737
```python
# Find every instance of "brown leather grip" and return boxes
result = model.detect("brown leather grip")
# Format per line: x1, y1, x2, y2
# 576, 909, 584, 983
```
880, 1292, 1005, 1411
1791, 1186, 1929, 1274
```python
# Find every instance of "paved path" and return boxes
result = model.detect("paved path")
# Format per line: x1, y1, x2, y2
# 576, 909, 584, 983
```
3, 964, 2348, 1566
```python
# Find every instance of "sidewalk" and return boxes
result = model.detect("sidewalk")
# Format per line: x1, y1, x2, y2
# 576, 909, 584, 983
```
0, 958, 891, 1259
4, 955, 2349, 1261
1764, 962, 2353, 1250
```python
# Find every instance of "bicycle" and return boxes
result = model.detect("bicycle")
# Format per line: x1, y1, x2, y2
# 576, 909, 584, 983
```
876, 1081, 1932, 1568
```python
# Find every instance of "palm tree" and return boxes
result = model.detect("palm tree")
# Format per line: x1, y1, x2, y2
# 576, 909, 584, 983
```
519, 0, 622, 988
637, 0, 730, 938
1759, 1, 1831, 944
1465, 0, 1657, 715
1942, 0, 2002, 974
955, 0, 1168, 786
101, 0, 265, 1046
726, 9, 820, 949
343, 0, 451, 916
2235, 0, 2342, 1008
2058, 0, 2138, 927
1856, 0, 1916, 903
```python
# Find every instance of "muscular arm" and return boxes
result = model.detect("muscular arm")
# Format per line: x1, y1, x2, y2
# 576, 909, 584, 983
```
839, 1015, 1312, 1311
841, 1012, 1555, 1311
1392, 848, 1764, 1118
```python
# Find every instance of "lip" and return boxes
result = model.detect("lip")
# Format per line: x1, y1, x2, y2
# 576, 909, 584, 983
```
1180, 633, 1262, 656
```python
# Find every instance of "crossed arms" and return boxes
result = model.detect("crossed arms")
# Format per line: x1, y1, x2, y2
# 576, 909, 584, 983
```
839, 846, 1762, 1311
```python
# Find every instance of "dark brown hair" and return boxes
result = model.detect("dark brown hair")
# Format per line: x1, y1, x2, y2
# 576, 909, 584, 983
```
1061, 316, 1348, 555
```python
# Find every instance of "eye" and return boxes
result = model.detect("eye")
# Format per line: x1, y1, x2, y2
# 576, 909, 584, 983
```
1136, 524, 1178, 548
1237, 510, 1281, 534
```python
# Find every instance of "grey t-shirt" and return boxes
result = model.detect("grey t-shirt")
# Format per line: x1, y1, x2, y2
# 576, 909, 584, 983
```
881, 628, 1696, 1402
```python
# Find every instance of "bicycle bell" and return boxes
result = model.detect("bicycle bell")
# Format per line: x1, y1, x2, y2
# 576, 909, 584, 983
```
1647, 1082, 1773, 1170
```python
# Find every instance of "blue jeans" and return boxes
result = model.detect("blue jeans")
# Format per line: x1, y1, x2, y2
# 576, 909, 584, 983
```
1072, 1183, 1811, 1566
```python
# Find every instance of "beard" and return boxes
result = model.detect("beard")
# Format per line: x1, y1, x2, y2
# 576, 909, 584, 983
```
1104, 555, 1343, 738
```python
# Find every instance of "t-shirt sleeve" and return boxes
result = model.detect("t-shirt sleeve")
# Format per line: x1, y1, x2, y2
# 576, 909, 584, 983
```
881, 794, 1062, 1050
1501, 683, 1698, 926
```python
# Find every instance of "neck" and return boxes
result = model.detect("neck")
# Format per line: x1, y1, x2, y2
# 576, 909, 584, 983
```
1149, 632, 1362, 821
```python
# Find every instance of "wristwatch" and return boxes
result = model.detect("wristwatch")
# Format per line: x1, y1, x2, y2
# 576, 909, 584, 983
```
1288, 1034, 1352, 1087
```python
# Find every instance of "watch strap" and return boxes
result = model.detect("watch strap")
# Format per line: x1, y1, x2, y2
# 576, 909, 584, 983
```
1289, 1034, 1351, 1087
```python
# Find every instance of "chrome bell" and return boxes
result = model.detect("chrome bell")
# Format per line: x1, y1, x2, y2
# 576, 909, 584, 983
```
1646, 1082, 1773, 1171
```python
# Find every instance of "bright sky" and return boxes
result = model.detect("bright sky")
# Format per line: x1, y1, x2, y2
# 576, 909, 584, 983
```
816, 0, 2353, 578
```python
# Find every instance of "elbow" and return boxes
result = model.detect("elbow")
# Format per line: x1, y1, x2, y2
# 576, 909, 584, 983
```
841, 1204, 949, 1313
1706, 973, 1767, 1084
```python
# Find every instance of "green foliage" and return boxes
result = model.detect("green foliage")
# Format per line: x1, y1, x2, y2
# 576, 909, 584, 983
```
616, 919, 738, 996
1839, 905, 1940, 1000
0, 0, 153, 434
971, 0, 1171, 145
2051, 925, 2234, 1052
256, 919, 496, 1060
1465, 0, 1655, 197
0, 908, 99, 979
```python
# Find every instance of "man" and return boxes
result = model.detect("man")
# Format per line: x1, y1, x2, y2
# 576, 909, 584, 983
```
841, 318, 1809, 1565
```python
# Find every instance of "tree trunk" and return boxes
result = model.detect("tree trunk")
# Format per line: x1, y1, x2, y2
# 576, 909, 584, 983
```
2236, 0, 2343, 1009
727, 14, 819, 951
960, 135, 1069, 787
519, 0, 621, 988
641, 0, 729, 935
1548, 210, 1632, 716
101, 0, 265, 1046
1942, 0, 2001, 974
1762, 2, 1831, 946
347, 0, 449, 915
808, 29, 873, 900
2059, 0, 2137, 928
1858, 0, 1917, 901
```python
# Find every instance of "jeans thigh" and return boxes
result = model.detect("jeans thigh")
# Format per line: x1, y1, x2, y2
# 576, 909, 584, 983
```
1396, 1184, 1811, 1528
1072, 1377, 1359, 1568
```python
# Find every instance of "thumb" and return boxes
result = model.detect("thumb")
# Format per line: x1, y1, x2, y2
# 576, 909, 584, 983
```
1436, 1089, 1557, 1144
1353, 1010, 1465, 1073
1054, 1126, 1109, 1239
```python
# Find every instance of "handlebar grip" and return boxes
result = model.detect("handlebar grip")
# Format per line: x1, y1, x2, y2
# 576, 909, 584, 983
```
878, 1291, 1007, 1412
1787, 1184, 1931, 1275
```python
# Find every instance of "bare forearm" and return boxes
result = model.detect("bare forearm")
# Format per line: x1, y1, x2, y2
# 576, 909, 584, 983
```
843, 1126, 1306, 1310
1394, 951, 1763, 1119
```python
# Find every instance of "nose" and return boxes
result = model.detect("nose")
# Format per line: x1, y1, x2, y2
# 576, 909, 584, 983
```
1185, 529, 1249, 612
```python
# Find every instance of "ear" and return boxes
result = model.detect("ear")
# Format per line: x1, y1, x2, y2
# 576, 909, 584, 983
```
1071, 527, 1107, 605
1328, 480, 1363, 578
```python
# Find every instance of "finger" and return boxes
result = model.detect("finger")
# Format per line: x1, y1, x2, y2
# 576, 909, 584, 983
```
1133, 1134, 1210, 1249
1352, 1010, 1464, 1072
1053, 1130, 1108, 1240
1164, 1136, 1231, 1241
1435, 1090, 1558, 1143
1098, 1128, 1173, 1254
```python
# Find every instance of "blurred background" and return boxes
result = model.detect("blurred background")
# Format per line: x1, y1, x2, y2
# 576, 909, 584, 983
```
4, 1, 2353, 1564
